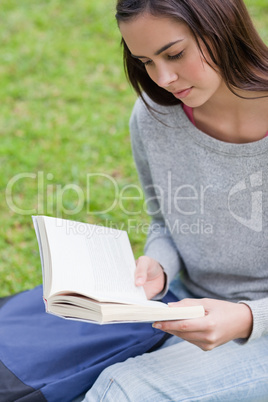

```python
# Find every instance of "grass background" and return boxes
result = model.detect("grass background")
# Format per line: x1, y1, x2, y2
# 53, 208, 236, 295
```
0, 0, 267, 297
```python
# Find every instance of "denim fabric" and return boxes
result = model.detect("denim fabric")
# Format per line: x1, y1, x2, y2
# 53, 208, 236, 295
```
83, 334, 268, 402
82, 280, 268, 402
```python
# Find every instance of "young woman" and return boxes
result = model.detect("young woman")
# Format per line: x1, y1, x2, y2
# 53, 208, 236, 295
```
82, 0, 268, 400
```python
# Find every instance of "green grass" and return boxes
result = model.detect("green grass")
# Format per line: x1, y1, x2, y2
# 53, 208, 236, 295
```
0, 0, 267, 296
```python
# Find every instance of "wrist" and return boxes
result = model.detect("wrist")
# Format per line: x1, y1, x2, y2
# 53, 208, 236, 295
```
237, 303, 253, 339
159, 264, 167, 293
150, 264, 168, 300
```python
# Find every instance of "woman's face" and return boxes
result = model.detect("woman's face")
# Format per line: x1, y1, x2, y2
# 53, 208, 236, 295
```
119, 14, 224, 108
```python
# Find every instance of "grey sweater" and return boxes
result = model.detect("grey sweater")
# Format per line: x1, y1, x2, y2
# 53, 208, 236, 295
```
130, 95, 268, 342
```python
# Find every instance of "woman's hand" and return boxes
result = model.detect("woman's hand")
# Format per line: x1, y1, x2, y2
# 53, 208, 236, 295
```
153, 298, 253, 351
135, 256, 166, 299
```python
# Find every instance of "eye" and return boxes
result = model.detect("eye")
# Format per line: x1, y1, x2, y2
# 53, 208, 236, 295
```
141, 59, 152, 67
168, 50, 184, 61
140, 50, 184, 67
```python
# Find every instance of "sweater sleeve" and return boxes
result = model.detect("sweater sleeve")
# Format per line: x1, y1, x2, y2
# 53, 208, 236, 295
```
129, 99, 181, 294
237, 297, 268, 343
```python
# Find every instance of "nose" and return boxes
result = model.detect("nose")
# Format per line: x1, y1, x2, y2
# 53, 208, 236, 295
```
153, 64, 178, 89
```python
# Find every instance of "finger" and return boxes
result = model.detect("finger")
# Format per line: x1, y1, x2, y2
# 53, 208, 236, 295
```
160, 329, 205, 344
160, 330, 212, 351
153, 317, 207, 333
135, 256, 150, 286
168, 298, 206, 308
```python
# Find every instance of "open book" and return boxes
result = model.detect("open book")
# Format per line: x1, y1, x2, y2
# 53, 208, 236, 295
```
32, 216, 205, 324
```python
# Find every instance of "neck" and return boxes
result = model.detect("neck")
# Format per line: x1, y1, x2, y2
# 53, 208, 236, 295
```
198, 81, 267, 114
193, 84, 268, 144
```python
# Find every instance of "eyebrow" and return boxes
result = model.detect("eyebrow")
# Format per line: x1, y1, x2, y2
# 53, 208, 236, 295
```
131, 39, 184, 59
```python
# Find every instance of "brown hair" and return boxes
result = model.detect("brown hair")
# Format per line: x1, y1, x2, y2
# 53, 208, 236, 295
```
115, 0, 268, 106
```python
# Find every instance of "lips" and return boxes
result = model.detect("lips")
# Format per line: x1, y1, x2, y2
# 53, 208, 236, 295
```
172, 87, 193, 99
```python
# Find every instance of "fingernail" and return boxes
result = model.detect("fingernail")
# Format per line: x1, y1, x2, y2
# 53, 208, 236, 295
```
152, 323, 162, 329
136, 277, 143, 285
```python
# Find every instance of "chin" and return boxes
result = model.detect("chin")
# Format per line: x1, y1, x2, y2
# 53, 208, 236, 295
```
182, 95, 210, 109
182, 99, 203, 108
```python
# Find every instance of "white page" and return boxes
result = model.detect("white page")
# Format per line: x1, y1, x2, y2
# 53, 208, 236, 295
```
42, 217, 147, 303
33, 216, 53, 298
32, 218, 44, 279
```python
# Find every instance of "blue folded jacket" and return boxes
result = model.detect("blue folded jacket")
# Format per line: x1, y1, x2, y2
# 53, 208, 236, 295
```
0, 285, 177, 402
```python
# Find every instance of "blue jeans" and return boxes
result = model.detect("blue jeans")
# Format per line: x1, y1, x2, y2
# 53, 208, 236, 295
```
82, 280, 268, 401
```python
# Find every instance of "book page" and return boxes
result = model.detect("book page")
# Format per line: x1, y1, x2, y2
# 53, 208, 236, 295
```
32, 217, 51, 298
42, 217, 147, 303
